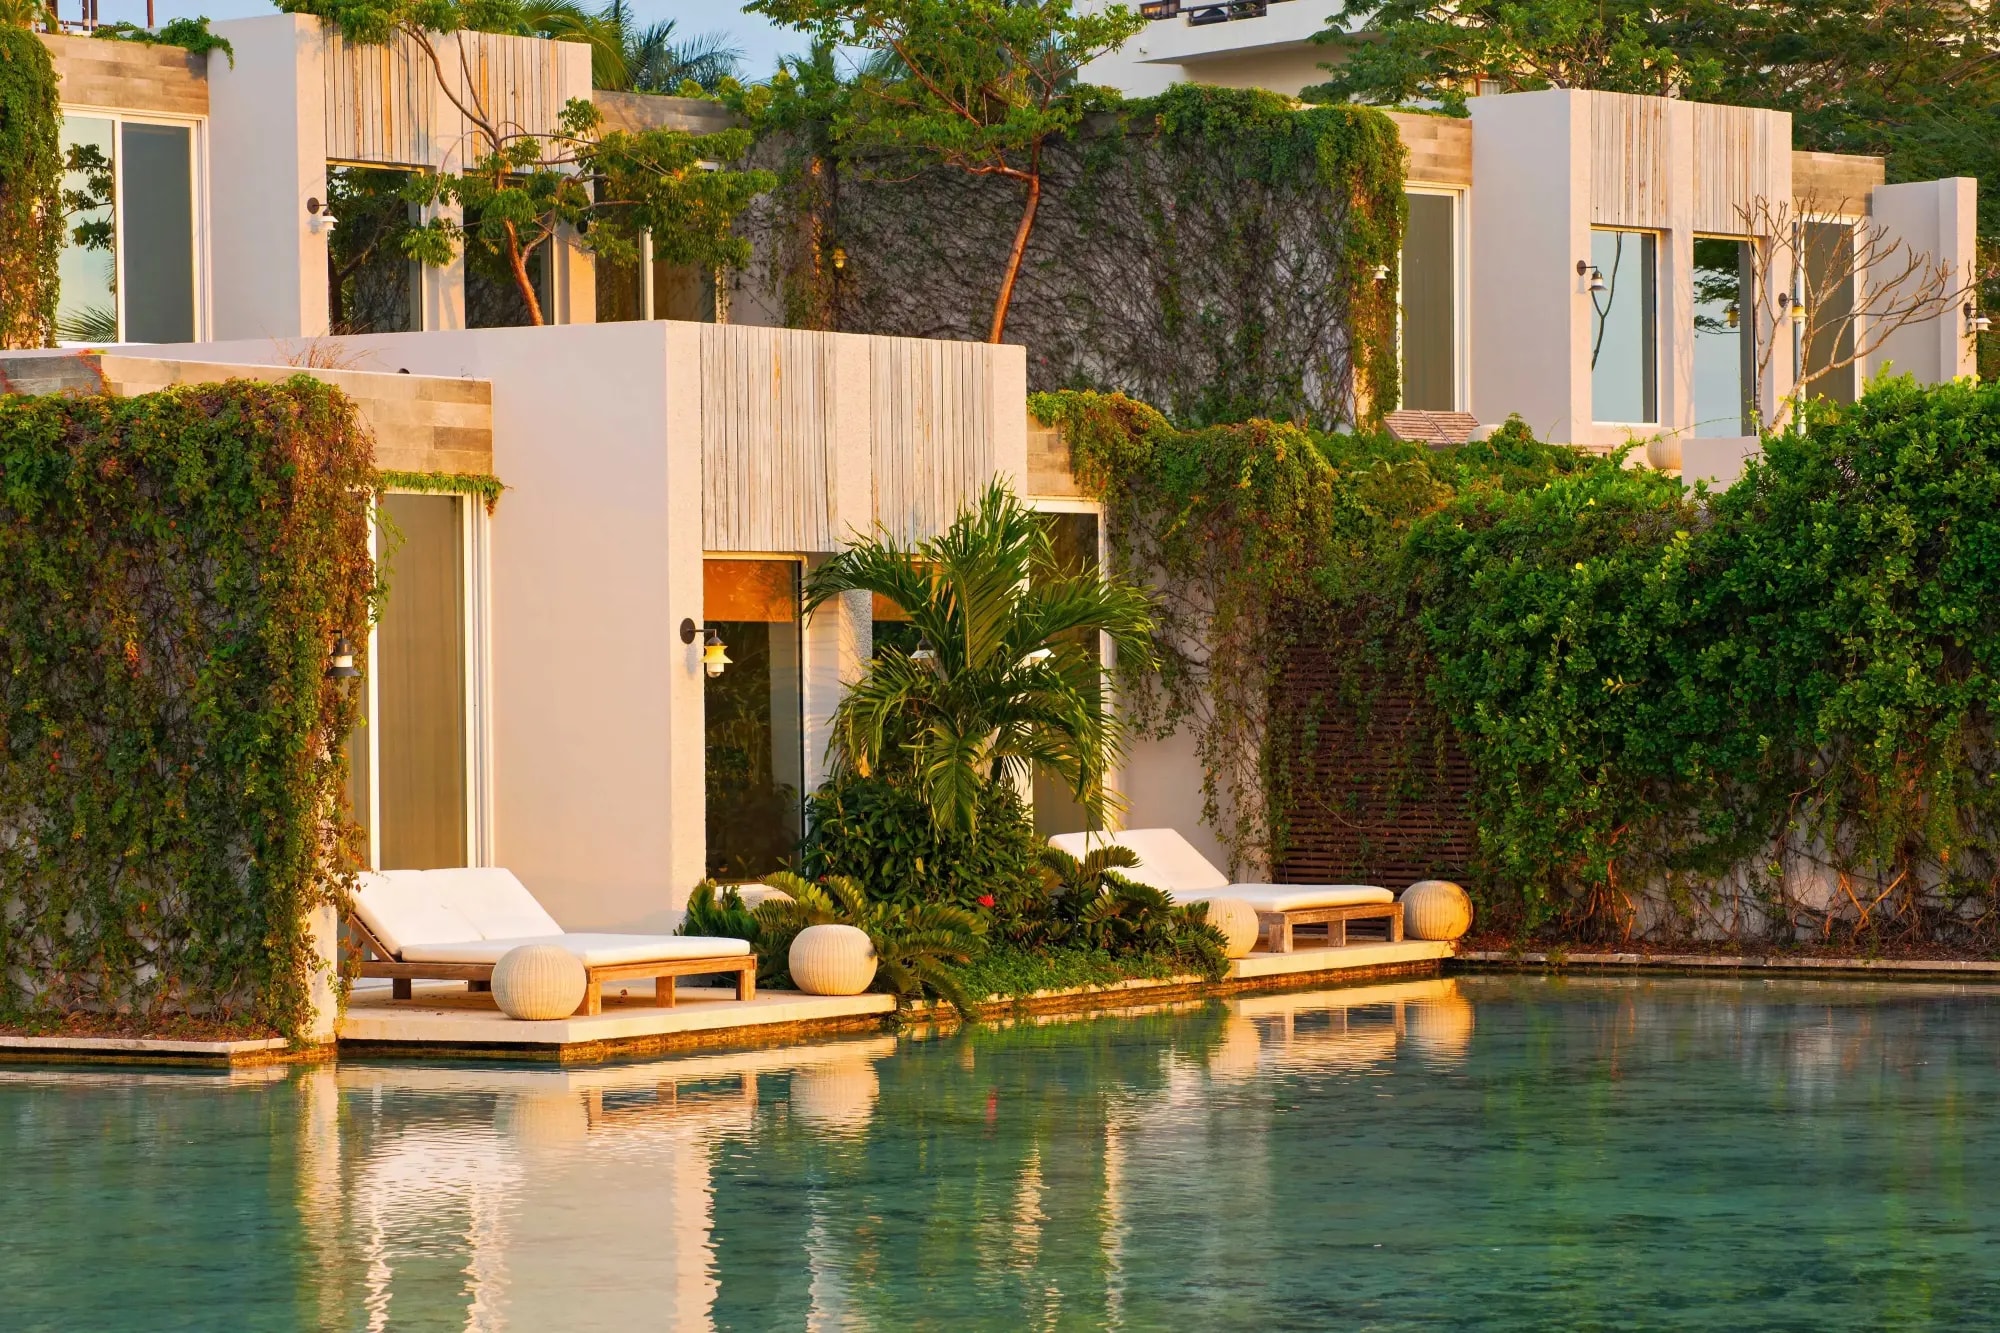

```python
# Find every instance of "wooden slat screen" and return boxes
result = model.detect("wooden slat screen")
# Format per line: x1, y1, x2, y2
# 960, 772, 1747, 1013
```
700, 325, 838, 553
1273, 647, 1476, 889
871, 337, 996, 544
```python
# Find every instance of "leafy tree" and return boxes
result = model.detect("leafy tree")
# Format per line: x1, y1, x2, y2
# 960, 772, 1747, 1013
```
280, 0, 772, 323
804, 482, 1155, 832
746, 0, 1146, 342
1305, 0, 1714, 111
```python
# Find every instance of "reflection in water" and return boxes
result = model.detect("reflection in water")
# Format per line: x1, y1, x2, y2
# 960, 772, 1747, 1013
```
8, 980, 2000, 1329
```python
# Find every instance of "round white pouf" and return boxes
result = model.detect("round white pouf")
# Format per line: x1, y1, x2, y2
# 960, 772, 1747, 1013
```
789, 924, 878, 996
1401, 880, 1474, 941
1202, 897, 1263, 958
492, 944, 588, 1020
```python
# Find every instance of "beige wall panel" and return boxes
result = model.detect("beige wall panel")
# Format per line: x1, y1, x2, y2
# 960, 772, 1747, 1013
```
1793, 150, 1886, 212
42, 33, 207, 116
870, 337, 996, 544
1692, 103, 1785, 234
1589, 93, 1671, 228
324, 30, 433, 166
700, 325, 838, 552
1386, 111, 1472, 187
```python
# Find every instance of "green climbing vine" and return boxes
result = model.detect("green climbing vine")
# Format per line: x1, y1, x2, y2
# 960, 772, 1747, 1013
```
747, 82, 1406, 430
1040, 377, 2000, 950
0, 377, 375, 1038
0, 24, 62, 349
375, 468, 506, 513
92, 17, 236, 65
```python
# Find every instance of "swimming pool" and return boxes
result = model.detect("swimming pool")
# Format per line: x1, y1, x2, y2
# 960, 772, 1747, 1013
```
6, 975, 1999, 1330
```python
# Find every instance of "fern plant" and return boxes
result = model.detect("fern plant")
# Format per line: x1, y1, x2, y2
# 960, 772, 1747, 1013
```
1004, 847, 1228, 978
753, 871, 986, 1016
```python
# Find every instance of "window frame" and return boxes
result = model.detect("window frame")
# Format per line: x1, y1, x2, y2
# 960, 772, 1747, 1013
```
1587, 225, 1662, 428
55, 103, 207, 345
1690, 232, 1759, 438
1398, 184, 1467, 414
354, 489, 492, 872
699, 552, 809, 881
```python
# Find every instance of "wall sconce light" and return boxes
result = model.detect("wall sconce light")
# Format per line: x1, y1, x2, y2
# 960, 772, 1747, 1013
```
1967, 301, 1992, 335
1372, 264, 1390, 283
1778, 292, 1807, 326
831, 246, 847, 272
910, 636, 937, 663
326, 633, 361, 682
1725, 303, 1740, 329
1022, 647, 1053, 666
1576, 259, 1606, 294
680, 618, 731, 677
305, 196, 337, 233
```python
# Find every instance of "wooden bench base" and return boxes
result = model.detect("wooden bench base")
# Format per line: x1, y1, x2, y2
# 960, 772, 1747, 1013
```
348, 917, 756, 1016
1258, 902, 1404, 953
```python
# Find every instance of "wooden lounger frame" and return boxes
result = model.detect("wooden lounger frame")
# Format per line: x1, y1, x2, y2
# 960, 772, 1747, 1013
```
1258, 902, 1404, 953
346, 916, 757, 1016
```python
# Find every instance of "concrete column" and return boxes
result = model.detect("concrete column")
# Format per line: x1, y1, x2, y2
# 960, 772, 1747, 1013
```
208, 14, 329, 340
1868, 178, 1980, 385
1467, 90, 1587, 444
422, 201, 467, 332
663, 321, 708, 905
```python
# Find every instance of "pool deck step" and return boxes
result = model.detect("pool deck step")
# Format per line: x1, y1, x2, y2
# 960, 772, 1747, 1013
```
0, 1033, 328, 1069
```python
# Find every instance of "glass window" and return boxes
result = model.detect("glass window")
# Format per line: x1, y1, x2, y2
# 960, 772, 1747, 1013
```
704, 560, 805, 879
56, 115, 117, 343
55, 115, 197, 344
1400, 192, 1456, 412
595, 249, 646, 323
1589, 228, 1658, 424
1031, 511, 1102, 839
1802, 220, 1857, 405
375, 494, 469, 870
119, 122, 195, 343
328, 166, 420, 335
653, 256, 715, 322
1692, 237, 1756, 437
464, 203, 548, 328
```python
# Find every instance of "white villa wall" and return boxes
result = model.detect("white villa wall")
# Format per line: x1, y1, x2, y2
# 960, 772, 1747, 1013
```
207, 14, 329, 342
1868, 178, 1980, 386
147, 323, 1026, 932
1082, 2, 1335, 98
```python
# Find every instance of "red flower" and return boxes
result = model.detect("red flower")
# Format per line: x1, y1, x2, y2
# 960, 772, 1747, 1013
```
977, 894, 996, 909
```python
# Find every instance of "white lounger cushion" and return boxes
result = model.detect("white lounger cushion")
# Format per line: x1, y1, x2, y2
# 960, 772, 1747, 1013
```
354, 870, 482, 958
1046, 829, 1392, 910
427, 867, 563, 940
1178, 883, 1394, 911
1048, 828, 1230, 895
401, 933, 755, 967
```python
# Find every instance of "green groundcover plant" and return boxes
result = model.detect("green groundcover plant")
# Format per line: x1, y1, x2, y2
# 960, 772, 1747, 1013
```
0, 378, 374, 1038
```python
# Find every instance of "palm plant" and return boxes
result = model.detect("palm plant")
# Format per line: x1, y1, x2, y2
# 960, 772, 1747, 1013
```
619, 15, 744, 94
804, 482, 1155, 832
1027, 846, 1226, 972
755, 871, 986, 1015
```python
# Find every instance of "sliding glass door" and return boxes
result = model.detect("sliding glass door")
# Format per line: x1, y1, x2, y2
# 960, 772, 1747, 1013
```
703, 559, 805, 879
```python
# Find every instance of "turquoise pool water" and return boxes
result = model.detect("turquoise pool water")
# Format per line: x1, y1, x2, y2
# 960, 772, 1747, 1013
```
6, 975, 2000, 1330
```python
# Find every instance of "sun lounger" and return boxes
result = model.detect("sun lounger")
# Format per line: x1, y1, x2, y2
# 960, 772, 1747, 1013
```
1048, 828, 1402, 953
349, 868, 756, 1015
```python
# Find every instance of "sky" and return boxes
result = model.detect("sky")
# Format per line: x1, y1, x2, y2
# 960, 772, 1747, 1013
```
141, 0, 805, 80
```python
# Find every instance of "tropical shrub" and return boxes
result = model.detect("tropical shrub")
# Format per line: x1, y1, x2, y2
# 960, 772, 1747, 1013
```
799, 773, 1044, 910
683, 871, 986, 1013
803, 481, 1155, 832
993, 846, 1228, 979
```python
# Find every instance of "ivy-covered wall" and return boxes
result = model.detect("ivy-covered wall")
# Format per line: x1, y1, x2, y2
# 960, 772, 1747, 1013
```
0, 26, 63, 349
1041, 377, 2000, 949
767, 85, 1406, 431
0, 378, 374, 1037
